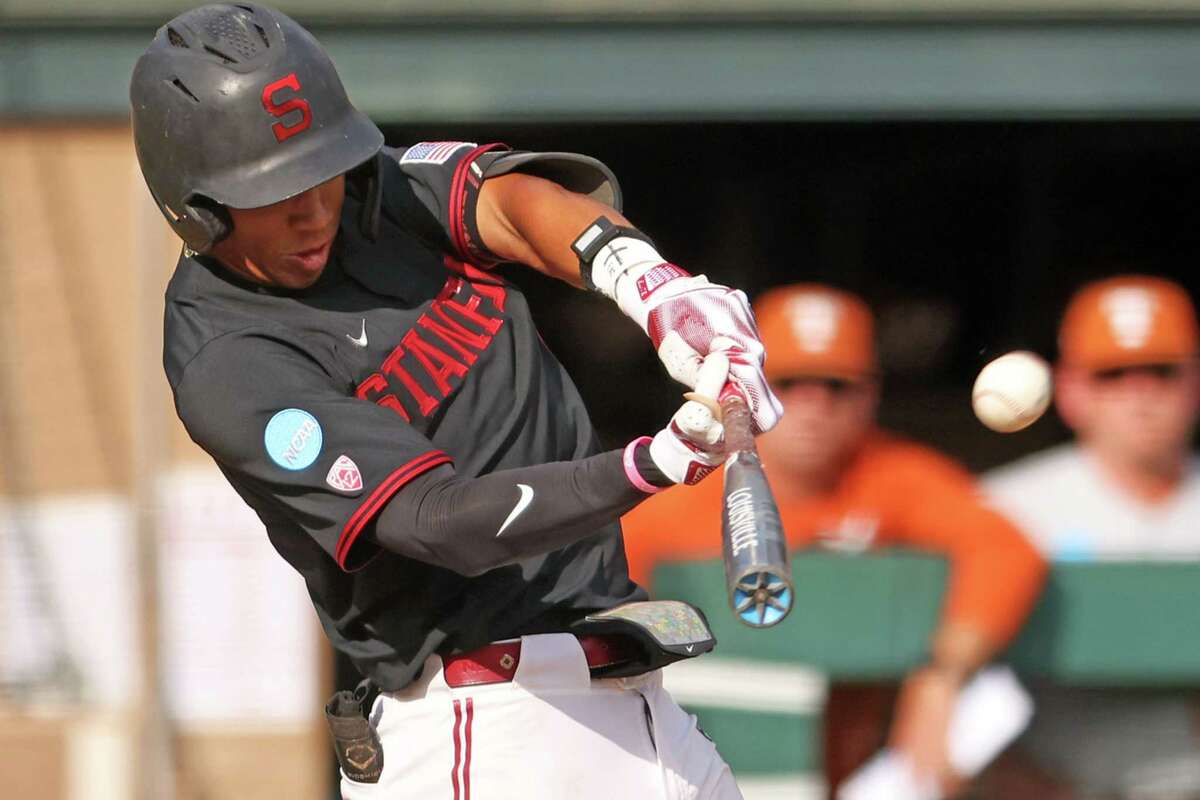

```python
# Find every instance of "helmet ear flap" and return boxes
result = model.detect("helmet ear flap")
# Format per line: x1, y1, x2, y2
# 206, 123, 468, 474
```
183, 195, 233, 253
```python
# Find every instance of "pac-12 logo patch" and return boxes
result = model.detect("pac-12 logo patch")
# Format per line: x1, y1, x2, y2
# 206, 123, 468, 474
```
264, 409, 323, 470
326, 455, 364, 493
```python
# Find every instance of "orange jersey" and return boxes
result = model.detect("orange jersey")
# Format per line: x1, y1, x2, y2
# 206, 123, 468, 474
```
621, 431, 1046, 648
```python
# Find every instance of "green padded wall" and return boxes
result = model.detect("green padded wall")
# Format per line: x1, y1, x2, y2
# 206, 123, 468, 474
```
655, 552, 945, 678
654, 553, 1200, 781
655, 552, 1200, 684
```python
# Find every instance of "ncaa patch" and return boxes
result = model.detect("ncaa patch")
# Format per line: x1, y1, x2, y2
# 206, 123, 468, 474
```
399, 141, 475, 165
326, 455, 364, 493
264, 409, 323, 471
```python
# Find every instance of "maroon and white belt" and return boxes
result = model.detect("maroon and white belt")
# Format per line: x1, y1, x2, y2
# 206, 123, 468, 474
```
442, 634, 639, 688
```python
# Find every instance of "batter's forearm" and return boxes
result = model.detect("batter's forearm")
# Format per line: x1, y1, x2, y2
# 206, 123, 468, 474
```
371, 448, 663, 576
475, 173, 631, 285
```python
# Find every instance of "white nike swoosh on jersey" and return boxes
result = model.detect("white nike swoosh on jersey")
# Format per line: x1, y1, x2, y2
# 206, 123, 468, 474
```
346, 319, 368, 348
496, 484, 534, 537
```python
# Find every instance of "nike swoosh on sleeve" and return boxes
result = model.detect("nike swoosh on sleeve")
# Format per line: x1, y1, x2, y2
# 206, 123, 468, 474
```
495, 484, 534, 537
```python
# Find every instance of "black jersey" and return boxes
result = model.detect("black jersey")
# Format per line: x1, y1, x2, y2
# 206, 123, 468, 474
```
164, 142, 644, 690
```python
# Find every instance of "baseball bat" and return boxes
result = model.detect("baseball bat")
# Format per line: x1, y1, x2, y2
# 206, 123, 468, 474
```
718, 390, 794, 628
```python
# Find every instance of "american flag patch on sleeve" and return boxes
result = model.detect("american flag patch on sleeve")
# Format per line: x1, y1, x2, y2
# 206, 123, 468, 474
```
399, 141, 476, 165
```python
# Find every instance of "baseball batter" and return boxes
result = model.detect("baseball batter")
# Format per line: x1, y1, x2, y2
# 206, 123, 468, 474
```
131, 4, 782, 798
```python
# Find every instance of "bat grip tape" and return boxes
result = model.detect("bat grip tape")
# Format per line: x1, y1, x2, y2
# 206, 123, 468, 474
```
719, 394, 755, 453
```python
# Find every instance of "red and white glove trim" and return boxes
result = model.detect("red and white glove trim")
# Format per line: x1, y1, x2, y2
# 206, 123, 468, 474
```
647, 288, 781, 435
648, 423, 723, 486
645, 350, 730, 487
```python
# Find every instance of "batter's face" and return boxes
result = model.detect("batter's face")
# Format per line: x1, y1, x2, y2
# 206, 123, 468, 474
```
1059, 360, 1200, 471
759, 375, 878, 480
211, 175, 345, 289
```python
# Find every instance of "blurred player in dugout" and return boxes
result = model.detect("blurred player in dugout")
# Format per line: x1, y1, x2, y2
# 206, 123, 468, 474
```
622, 283, 1047, 798
984, 275, 1200, 800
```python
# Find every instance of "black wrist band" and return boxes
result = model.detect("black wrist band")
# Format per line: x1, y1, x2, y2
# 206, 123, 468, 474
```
569, 216, 657, 291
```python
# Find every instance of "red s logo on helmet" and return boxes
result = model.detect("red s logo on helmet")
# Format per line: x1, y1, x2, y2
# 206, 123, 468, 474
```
261, 73, 312, 143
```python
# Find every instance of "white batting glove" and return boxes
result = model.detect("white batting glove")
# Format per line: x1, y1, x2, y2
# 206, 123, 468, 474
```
587, 237, 782, 434
646, 350, 729, 486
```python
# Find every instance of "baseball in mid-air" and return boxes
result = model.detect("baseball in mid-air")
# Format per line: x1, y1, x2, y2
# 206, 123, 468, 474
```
972, 351, 1053, 433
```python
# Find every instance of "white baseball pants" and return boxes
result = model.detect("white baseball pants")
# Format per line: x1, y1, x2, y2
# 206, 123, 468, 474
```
339, 632, 742, 799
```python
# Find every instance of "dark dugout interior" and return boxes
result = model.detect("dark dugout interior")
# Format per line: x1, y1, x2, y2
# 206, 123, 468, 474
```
381, 121, 1200, 473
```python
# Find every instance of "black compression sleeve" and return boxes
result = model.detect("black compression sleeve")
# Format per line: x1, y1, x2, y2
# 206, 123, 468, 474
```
369, 449, 649, 576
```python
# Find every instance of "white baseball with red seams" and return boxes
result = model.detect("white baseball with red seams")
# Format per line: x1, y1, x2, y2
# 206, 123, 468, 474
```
339, 633, 742, 799
972, 351, 1053, 433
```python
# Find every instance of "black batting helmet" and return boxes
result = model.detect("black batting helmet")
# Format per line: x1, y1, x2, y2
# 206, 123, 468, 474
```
130, 3, 383, 252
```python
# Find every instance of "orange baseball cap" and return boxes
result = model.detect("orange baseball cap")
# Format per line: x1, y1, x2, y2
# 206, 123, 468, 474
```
753, 284, 876, 380
1059, 275, 1199, 370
